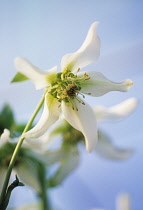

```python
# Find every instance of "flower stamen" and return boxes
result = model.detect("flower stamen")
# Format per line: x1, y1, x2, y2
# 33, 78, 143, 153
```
75, 97, 85, 105
69, 99, 78, 111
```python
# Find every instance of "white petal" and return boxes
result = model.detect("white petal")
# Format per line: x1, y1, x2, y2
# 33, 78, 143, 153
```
94, 98, 138, 121
61, 22, 100, 72
15, 160, 41, 192
61, 98, 97, 152
116, 193, 130, 210
24, 133, 51, 151
39, 149, 69, 165
0, 129, 10, 146
24, 93, 60, 138
50, 147, 80, 185
15, 57, 57, 89
78, 71, 133, 96
96, 131, 133, 160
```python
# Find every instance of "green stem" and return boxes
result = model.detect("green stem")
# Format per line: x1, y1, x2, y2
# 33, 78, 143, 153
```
0, 91, 45, 205
38, 164, 51, 210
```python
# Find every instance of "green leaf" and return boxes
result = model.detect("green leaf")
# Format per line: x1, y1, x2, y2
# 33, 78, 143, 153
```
0, 104, 15, 135
11, 72, 29, 83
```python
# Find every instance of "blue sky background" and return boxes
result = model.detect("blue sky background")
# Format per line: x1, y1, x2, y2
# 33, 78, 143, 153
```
0, 0, 143, 209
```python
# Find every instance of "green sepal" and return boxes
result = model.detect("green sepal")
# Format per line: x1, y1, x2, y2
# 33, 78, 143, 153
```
11, 72, 29, 83
0, 175, 24, 210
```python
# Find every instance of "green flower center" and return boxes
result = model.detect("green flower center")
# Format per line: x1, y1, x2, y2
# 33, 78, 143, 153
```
48, 71, 90, 110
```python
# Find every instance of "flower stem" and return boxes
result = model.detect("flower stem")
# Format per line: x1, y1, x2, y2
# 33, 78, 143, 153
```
0, 91, 46, 205
38, 164, 51, 210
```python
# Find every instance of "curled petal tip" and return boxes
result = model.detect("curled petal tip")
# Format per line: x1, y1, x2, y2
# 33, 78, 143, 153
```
125, 79, 134, 89
92, 21, 100, 28
86, 138, 97, 153
86, 134, 98, 153
61, 21, 100, 73
14, 56, 27, 64
14, 57, 24, 65
128, 97, 138, 106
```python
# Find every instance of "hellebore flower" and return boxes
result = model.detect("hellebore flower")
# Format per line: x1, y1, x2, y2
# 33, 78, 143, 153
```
14, 22, 133, 152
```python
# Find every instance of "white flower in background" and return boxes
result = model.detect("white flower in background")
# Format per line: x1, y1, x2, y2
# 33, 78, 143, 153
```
14, 22, 133, 152
116, 193, 130, 210
0, 129, 78, 193
25, 134, 80, 187
94, 98, 137, 160
89, 193, 131, 210
96, 131, 133, 160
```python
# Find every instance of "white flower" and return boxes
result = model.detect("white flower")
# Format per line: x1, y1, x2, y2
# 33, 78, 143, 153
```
26, 132, 80, 186
116, 193, 130, 210
95, 98, 137, 160
0, 128, 80, 193
14, 22, 133, 153
88, 193, 131, 210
